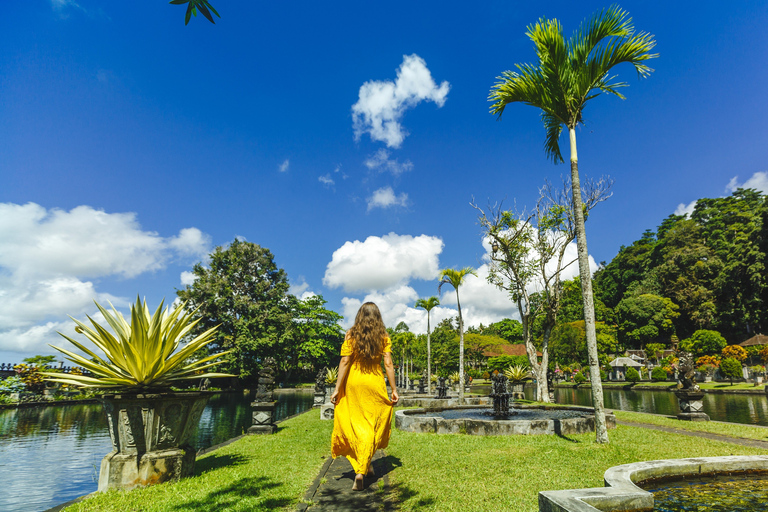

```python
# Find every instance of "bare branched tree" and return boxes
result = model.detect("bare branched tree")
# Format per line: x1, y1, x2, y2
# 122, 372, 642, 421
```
472, 176, 612, 402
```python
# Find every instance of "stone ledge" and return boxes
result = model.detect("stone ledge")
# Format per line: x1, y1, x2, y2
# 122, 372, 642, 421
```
538, 455, 768, 512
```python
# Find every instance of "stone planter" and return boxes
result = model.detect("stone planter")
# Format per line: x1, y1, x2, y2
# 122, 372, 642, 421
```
98, 391, 209, 492
704, 375, 712, 383
510, 382, 525, 400
674, 389, 709, 421
756, 376, 763, 385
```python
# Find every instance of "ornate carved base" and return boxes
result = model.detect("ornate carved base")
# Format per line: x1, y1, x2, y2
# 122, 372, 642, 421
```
313, 392, 325, 408
249, 401, 277, 434
320, 403, 335, 420
675, 390, 709, 422
98, 446, 195, 492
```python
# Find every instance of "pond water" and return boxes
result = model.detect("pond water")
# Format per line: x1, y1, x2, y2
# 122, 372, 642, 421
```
550, 386, 768, 426
646, 473, 768, 511
0, 389, 313, 512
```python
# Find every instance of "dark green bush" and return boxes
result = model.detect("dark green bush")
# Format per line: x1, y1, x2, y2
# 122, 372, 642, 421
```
574, 371, 586, 384
626, 367, 641, 383
651, 366, 667, 382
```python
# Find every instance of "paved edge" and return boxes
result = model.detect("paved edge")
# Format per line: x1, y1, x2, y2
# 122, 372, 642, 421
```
295, 456, 335, 512
616, 419, 768, 449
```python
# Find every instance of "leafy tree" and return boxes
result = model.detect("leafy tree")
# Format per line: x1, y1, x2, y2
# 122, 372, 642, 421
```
488, 6, 657, 444
415, 296, 440, 394
483, 318, 524, 343
170, 0, 220, 25
549, 320, 617, 368
644, 343, 667, 364
176, 239, 293, 384
574, 371, 587, 384
428, 318, 460, 376
438, 267, 477, 403
463, 333, 508, 369
615, 294, 680, 348
719, 357, 743, 385
625, 367, 641, 383
22, 355, 57, 367
721, 344, 748, 362
651, 366, 667, 382
285, 295, 344, 381
486, 355, 529, 372
679, 329, 727, 357
594, 230, 658, 309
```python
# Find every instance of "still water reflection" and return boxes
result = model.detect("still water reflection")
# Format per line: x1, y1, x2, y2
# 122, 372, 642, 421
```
550, 386, 768, 426
0, 389, 313, 512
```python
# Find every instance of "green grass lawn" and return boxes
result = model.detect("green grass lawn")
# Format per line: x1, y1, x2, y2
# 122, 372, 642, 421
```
65, 406, 768, 512
613, 409, 768, 442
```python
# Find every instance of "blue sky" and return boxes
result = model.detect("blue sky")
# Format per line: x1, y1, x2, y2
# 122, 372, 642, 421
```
2, 1, 768, 362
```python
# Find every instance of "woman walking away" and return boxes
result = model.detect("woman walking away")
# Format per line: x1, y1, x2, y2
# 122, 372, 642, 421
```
330, 302, 399, 491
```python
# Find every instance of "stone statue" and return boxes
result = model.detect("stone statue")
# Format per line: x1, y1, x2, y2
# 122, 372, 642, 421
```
314, 366, 328, 394
249, 358, 277, 434
198, 377, 211, 391
677, 352, 700, 391
254, 358, 276, 402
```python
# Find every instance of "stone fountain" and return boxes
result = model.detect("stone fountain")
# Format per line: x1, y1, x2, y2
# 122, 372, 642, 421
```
435, 376, 450, 399
675, 352, 709, 421
489, 373, 512, 416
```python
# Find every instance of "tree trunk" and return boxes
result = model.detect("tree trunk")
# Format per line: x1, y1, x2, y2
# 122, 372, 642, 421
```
457, 289, 465, 404
427, 311, 432, 395
569, 127, 609, 444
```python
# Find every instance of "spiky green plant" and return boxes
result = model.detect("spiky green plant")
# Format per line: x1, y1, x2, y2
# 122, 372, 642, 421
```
41, 297, 232, 390
504, 365, 532, 384
449, 371, 461, 385
325, 366, 338, 385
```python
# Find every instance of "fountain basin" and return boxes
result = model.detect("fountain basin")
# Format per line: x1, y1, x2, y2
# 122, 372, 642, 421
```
538, 455, 768, 512
399, 396, 491, 408
396, 405, 614, 436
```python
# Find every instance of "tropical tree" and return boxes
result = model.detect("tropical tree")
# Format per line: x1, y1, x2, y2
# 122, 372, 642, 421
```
438, 267, 477, 403
415, 296, 440, 394
488, 5, 657, 443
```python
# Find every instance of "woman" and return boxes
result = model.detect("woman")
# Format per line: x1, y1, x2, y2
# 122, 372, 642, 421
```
330, 302, 399, 491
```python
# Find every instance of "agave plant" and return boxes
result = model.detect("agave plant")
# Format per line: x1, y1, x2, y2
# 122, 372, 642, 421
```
449, 371, 461, 384
504, 365, 532, 384
41, 297, 233, 390
325, 366, 338, 385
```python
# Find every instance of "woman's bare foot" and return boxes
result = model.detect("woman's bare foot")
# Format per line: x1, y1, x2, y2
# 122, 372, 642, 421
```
366, 466, 375, 477
352, 473, 364, 491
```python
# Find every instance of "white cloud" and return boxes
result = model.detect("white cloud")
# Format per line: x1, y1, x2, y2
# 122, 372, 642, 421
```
324, 233, 443, 292
279, 159, 290, 173
289, 277, 316, 300
726, 171, 768, 194
352, 54, 450, 148
364, 149, 413, 176
367, 187, 408, 211
180, 271, 197, 286
0, 202, 211, 356
674, 200, 697, 217
319, 174, 335, 187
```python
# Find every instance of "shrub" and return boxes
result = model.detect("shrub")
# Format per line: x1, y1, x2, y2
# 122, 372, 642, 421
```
722, 344, 748, 362
760, 346, 768, 364
651, 366, 667, 382
679, 329, 727, 356
600, 369, 607, 381
719, 357, 743, 384
14, 364, 44, 393
574, 371, 586, 384
481, 371, 490, 380
0, 376, 26, 394
696, 355, 721, 368
625, 367, 641, 383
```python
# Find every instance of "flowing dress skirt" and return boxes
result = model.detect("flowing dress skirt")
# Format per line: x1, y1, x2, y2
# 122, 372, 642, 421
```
331, 358, 393, 475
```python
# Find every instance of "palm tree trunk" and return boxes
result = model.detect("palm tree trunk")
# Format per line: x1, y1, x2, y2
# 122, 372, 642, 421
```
427, 312, 432, 395
568, 127, 609, 444
456, 289, 465, 403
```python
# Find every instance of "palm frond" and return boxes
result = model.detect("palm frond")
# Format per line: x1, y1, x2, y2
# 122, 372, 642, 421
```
542, 110, 565, 163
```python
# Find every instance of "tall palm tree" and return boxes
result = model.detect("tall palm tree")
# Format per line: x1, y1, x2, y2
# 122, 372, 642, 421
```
438, 267, 477, 403
488, 6, 657, 444
415, 296, 440, 394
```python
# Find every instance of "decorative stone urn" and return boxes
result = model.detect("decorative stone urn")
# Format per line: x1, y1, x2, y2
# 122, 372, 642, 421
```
98, 391, 209, 492
674, 389, 709, 421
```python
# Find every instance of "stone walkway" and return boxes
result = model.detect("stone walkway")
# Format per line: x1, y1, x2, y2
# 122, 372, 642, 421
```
296, 450, 394, 511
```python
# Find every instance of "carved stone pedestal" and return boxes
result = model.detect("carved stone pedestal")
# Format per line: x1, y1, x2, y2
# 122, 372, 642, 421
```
248, 401, 277, 434
675, 389, 709, 421
320, 403, 335, 420
98, 392, 209, 492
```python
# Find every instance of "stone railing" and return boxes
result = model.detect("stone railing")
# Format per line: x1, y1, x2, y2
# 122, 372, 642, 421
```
0, 362, 92, 378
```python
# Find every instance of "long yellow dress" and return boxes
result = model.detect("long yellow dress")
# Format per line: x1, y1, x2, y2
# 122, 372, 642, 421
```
331, 334, 394, 475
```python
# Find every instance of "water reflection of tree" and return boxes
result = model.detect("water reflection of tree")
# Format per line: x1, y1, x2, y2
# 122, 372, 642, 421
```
0, 403, 108, 440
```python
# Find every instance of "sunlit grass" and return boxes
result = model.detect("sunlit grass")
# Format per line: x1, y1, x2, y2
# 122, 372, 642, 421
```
613, 409, 768, 442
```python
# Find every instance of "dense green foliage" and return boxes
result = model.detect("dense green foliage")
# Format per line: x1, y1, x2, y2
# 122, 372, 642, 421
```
679, 329, 727, 357
625, 367, 641, 383
595, 189, 767, 344
719, 357, 743, 384
177, 240, 344, 384
651, 366, 667, 381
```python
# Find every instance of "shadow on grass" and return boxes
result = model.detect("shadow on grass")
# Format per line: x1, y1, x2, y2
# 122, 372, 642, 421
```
388, 481, 437, 510
195, 452, 250, 472
172, 475, 290, 511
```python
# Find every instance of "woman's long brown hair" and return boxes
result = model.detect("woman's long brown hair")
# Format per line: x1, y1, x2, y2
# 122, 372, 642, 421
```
348, 302, 388, 359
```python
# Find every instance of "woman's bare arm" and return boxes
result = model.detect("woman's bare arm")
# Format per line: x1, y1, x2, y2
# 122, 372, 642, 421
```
330, 355, 352, 405
383, 352, 399, 405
